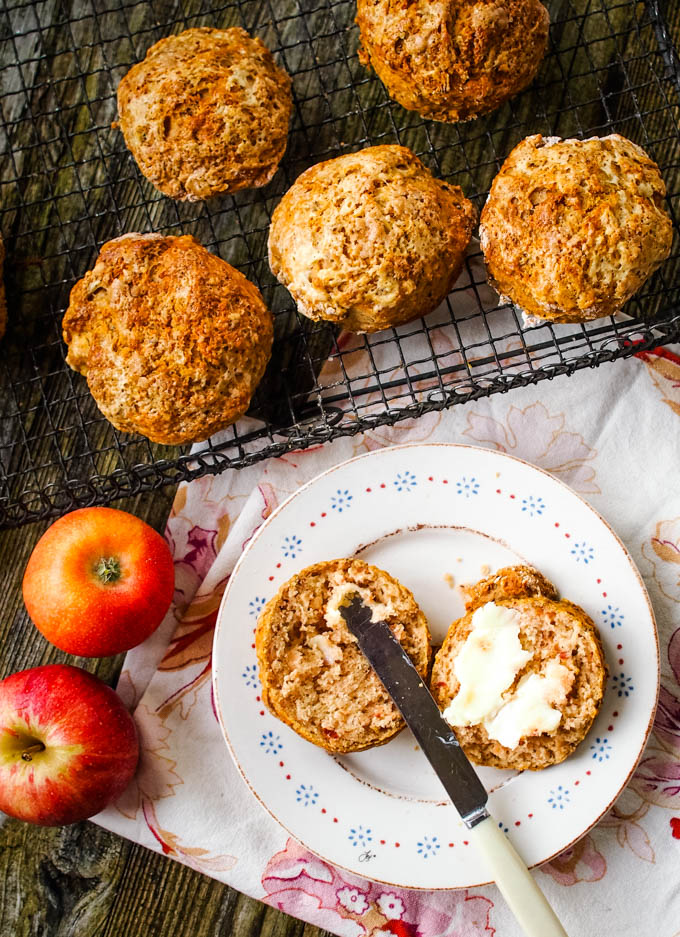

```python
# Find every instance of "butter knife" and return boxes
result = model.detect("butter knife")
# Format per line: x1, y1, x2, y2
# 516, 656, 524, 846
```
340, 595, 568, 937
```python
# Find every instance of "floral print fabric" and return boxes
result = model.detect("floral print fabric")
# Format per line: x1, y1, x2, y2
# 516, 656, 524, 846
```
95, 345, 680, 936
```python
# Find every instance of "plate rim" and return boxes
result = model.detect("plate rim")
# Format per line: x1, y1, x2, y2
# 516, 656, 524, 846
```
212, 442, 660, 889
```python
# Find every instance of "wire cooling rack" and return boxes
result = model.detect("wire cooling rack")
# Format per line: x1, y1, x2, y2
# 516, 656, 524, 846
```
1, 0, 679, 528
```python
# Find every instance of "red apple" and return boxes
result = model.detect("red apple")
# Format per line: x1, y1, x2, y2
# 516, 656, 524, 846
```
23, 506, 175, 657
0, 664, 139, 825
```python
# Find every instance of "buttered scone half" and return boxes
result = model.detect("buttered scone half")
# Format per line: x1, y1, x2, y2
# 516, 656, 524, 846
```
480, 134, 673, 322
63, 233, 273, 445
256, 558, 431, 753
431, 565, 606, 770
268, 145, 476, 333
356, 0, 549, 123
117, 27, 292, 201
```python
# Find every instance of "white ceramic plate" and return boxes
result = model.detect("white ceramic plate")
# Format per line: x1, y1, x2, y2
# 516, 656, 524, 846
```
213, 444, 659, 889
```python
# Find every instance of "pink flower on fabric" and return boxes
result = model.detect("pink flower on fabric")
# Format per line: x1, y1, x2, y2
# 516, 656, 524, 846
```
262, 838, 496, 936
541, 835, 606, 886
336, 886, 369, 915
377, 894, 405, 919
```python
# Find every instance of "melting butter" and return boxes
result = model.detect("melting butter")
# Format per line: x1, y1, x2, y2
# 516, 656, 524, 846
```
484, 659, 572, 749
443, 602, 531, 726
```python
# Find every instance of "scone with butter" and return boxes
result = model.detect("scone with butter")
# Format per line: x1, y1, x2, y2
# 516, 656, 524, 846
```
256, 558, 431, 753
431, 565, 606, 770
479, 134, 673, 322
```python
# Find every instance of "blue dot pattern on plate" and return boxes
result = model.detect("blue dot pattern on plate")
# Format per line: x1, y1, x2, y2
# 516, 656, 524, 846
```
282, 535, 302, 558
331, 488, 353, 512
497, 820, 509, 834
242, 664, 260, 688
456, 476, 479, 497
417, 835, 441, 858
348, 826, 372, 847
249, 597, 266, 616
260, 731, 282, 755
295, 784, 318, 806
521, 494, 545, 517
394, 471, 417, 492
601, 604, 624, 628
571, 541, 594, 564
590, 737, 612, 762
548, 786, 570, 810
612, 672, 634, 697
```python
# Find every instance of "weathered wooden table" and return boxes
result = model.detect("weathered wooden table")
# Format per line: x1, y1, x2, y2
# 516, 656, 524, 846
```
1, 1, 679, 935
0, 491, 331, 937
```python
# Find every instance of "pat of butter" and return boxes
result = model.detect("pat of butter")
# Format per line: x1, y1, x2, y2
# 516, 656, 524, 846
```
443, 602, 531, 726
484, 660, 573, 749
324, 582, 392, 631
309, 634, 343, 665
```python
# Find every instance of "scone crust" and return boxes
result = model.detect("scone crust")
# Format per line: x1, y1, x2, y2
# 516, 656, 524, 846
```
0, 235, 5, 340
63, 233, 273, 444
431, 568, 607, 770
268, 145, 476, 332
117, 27, 292, 201
479, 133, 674, 322
461, 564, 558, 611
256, 558, 432, 753
356, 0, 549, 123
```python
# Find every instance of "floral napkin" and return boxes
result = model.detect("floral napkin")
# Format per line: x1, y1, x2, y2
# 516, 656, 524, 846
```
95, 338, 680, 937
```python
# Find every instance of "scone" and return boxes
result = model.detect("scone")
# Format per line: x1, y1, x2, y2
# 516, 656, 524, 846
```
431, 566, 606, 770
116, 27, 292, 201
63, 233, 273, 444
268, 145, 476, 332
356, 0, 549, 123
256, 558, 431, 753
0, 234, 6, 340
480, 134, 673, 322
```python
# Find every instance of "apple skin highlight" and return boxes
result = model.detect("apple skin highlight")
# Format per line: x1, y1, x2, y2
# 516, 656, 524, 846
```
22, 506, 175, 657
0, 664, 139, 825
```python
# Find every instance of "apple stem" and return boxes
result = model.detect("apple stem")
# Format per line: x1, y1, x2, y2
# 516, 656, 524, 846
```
21, 742, 45, 762
95, 556, 121, 584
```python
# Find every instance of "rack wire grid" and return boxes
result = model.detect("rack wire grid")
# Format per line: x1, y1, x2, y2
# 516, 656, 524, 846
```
1, 0, 679, 529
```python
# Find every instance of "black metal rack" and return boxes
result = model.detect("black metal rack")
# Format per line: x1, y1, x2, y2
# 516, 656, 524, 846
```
1, 0, 679, 528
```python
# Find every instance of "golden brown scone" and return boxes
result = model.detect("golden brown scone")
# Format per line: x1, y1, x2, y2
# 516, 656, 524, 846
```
257, 558, 431, 753
431, 567, 606, 770
0, 235, 6, 340
116, 27, 292, 201
480, 134, 673, 322
268, 145, 476, 333
63, 233, 273, 444
356, 0, 549, 123
462, 564, 558, 612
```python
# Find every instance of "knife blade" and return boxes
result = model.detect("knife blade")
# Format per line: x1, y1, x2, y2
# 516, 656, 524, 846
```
339, 593, 488, 827
339, 593, 569, 937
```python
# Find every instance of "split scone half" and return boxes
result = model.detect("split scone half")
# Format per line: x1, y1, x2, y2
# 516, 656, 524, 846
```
256, 558, 431, 753
431, 565, 607, 770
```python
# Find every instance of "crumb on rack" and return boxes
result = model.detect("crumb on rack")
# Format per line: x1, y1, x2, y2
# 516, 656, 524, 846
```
444, 572, 456, 588
457, 557, 463, 563
480, 564, 491, 576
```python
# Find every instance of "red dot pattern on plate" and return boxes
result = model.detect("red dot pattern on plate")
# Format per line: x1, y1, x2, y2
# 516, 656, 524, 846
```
256, 475, 633, 853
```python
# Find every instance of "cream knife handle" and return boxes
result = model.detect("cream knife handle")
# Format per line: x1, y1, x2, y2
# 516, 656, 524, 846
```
468, 815, 569, 937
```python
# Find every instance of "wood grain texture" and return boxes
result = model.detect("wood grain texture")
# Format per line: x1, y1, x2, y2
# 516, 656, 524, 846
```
1, 2, 679, 936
